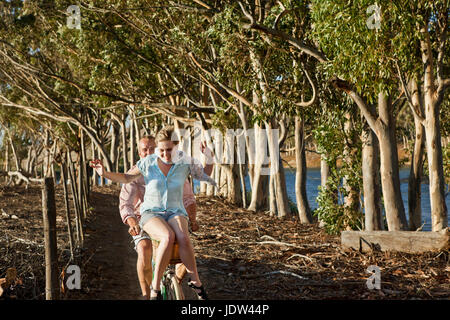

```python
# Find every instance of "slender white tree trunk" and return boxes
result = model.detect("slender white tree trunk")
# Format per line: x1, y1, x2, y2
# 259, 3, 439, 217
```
295, 115, 312, 223
423, 96, 448, 230
377, 92, 408, 231
362, 122, 383, 230
408, 114, 425, 230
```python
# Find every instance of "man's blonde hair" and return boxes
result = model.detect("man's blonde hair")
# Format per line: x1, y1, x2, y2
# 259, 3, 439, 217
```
140, 135, 155, 143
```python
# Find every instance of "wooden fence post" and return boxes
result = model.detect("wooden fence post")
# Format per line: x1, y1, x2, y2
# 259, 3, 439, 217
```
42, 177, 60, 300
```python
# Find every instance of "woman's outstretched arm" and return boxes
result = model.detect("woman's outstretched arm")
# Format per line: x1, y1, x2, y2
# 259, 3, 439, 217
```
90, 159, 142, 183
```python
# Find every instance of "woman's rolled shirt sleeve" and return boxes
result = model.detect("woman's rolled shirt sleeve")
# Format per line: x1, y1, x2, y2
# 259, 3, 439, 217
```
188, 157, 217, 187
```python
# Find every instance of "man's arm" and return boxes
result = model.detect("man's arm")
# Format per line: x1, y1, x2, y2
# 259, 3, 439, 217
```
183, 180, 198, 231
119, 168, 142, 235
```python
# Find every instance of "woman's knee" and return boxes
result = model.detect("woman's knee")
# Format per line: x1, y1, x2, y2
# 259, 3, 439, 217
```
175, 231, 190, 247
159, 229, 175, 245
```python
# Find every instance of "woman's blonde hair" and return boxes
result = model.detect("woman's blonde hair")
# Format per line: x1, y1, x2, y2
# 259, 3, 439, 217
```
155, 126, 179, 145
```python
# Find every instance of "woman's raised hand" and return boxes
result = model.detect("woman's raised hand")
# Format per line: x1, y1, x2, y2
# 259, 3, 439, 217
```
89, 159, 104, 176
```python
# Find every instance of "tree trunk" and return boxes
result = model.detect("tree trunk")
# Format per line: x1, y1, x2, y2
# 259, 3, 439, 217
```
41, 178, 59, 300
206, 166, 215, 196
61, 163, 75, 259
266, 119, 291, 218
67, 151, 83, 246
248, 123, 269, 212
43, 130, 50, 177
408, 114, 425, 230
421, 28, 448, 231
7, 129, 20, 172
377, 92, 408, 231
238, 155, 247, 209
80, 129, 89, 202
91, 140, 98, 186
200, 181, 207, 195
4, 142, 9, 183
320, 156, 330, 188
110, 120, 119, 173
219, 165, 228, 198
424, 97, 448, 230
226, 164, 242, 206
342, 112, 360, 225
129, 113, 136, 168
120, 115, 128, 173
361, 122, 383, 230
25, 146, 32, 175
268, 173, 277, 216
295, 115, 313, 223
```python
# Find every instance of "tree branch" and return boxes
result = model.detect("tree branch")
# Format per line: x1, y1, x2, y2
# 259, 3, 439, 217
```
295, 62, 317, 107
238, 1, 327, 63
188, 52, 258, 113
329, 77, 378, 133
395, 61, 426, 124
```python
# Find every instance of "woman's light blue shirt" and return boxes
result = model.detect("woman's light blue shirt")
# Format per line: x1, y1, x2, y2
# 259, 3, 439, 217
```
136, 152, 216, 216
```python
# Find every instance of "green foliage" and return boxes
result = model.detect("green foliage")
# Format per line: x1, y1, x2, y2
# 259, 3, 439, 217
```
315, 179, 344, 235
309, 0, 432, 101
312, 103, 364, 234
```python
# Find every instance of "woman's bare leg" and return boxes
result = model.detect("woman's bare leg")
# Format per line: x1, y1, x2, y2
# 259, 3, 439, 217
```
142, 217, 175, 296
168, 216, 202, 286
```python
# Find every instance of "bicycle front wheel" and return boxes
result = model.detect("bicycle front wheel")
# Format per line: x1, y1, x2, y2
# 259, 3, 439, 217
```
164, 273, 185, 300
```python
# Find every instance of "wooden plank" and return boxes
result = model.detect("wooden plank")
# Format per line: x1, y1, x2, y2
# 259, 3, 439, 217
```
341, 229, 449, 253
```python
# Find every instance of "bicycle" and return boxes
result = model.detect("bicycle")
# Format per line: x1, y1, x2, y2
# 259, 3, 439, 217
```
151, 239, 186, 300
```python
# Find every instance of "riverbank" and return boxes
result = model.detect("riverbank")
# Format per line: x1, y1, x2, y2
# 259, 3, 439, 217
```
283, 145, 411, 168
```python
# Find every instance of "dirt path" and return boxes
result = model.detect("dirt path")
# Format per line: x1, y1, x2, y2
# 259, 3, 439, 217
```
68, 186, 140, 299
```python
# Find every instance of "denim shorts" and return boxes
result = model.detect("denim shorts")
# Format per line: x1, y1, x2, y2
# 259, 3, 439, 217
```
139, 210, 188, 229
131, 230, 151, 251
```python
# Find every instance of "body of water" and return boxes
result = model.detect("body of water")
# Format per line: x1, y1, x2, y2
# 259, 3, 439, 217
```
194, 167, 450, 232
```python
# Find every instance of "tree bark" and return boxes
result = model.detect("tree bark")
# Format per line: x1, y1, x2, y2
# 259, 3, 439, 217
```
320, 156, 329, 188
268, 172, 277, 216
248, 123, 269, 212
41, 178, 60, 300
423, 96, 448, 230
408, 111, 425, 231
295, 115, 313, 223
67, 151, 83, 246
4, 142, 9, 183
377, 92, 408, 230
120, 114, 128, 173
61, 163, 75, 259
266, 119, 291, 218
110, 119, 119, 173
342, 112, 360, 225
361, 122, 383, 230
91, 139, 98, 186
420, 29, 448, 230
